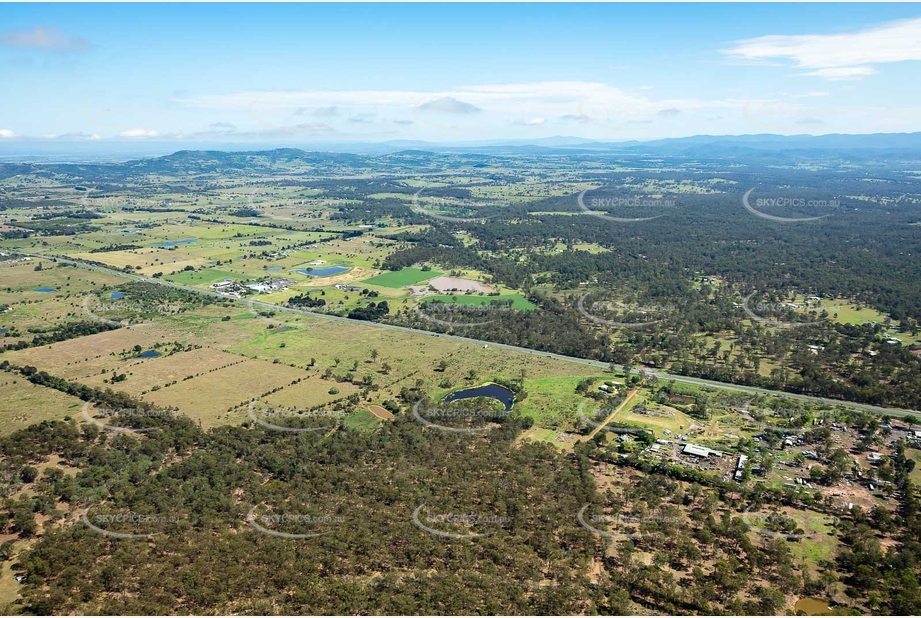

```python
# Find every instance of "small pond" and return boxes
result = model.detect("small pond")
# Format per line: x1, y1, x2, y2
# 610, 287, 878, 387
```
34, 288, 56, 293
443, 383, 515, 411
109, 292, 128, 299
147, 239, 198, 248
135, 350, 161, 359
794, 598, 832, 616
295, 265, 351, 277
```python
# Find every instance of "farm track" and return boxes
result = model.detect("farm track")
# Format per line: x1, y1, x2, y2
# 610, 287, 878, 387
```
28, 252, 920, 420
586, 389, 638, 439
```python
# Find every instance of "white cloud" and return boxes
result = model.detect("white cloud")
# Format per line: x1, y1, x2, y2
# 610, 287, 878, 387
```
0, 129, 18, 139
41, 131, 103, 141
523, 117, 546, 126
1, 26, 91, 52
151, 79, 921, 138
119, 128, 159, 139
722, 17, 921, 80
801, 66, 876, 80
181, 82, 734, 123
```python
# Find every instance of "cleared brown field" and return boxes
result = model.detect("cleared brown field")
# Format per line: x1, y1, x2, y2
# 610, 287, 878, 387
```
0, 260, 122, 296
262, 375, 362, 410
70, 248, 206, 276
0, 377, 84, 435
80, 347, 248, 395
141, 357, 309, 428
4, 324, 174, 381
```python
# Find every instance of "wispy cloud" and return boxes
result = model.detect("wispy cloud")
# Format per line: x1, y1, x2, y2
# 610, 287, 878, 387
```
294, 106, 340, 118
119, 128, 159, 139
417, 97, 481, 114
0, 129, 18, 139
1, 26, 91, 52
722, 17, 921, 80
802, 67, 877, 81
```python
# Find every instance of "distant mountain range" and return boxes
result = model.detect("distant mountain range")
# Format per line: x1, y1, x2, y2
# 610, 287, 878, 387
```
392, 133, 921, 157
2, 132, 921, 162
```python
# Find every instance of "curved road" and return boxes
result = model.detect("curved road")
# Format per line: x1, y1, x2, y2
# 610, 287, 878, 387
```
27, 251, 920, 420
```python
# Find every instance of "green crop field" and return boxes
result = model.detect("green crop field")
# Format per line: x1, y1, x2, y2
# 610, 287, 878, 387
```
361, 267, 441, 288
165, 268, 239, 286
420, 293, 536, 311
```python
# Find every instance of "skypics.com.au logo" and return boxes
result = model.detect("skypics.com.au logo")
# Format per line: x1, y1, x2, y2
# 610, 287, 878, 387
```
411, 401, 512, 433
742, 188, 836, 223
577, 505, 682, 541
742, 292, 822, 328
412, 299, 513, 328
577, 400, 642, 434
81, 294, 179, 328
412, 505, 510, 539
410, 189, 501, 224
247, 402, 347, 434
246, 504, 346, 539
82, 505, 184, 539
576, 293, 674, 328
576, 189, 672, 223
82, 401, 178, 434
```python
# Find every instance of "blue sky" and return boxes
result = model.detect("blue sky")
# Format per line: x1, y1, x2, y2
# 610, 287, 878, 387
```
2, 3, 921, 147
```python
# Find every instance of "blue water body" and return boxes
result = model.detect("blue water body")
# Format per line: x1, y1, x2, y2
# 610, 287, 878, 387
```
109, 292, 127, 299
265, 266, 281, 271
34, 288, 56, 293
147, 238, 198, 248
0, 329, 7, 334
123, 228, 139, 233
136, 350, 161, 359
443, 384, 515, 411
295, 265, 351, 277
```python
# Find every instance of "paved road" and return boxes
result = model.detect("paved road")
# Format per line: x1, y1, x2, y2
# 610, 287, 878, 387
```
26, 251, 920, 420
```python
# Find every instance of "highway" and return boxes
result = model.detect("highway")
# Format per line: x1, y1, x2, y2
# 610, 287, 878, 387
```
24, 251, 920, 421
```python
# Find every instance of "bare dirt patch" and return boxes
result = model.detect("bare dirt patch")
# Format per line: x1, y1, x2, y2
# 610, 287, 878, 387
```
368, 405, 393, 420
427, 276, 496, 294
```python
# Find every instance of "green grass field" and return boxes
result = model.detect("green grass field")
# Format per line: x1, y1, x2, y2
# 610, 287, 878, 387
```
361, 267, 441, 288
165, 268, 239, 286
420, 293, 536, 311
343, 409, 383, 431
